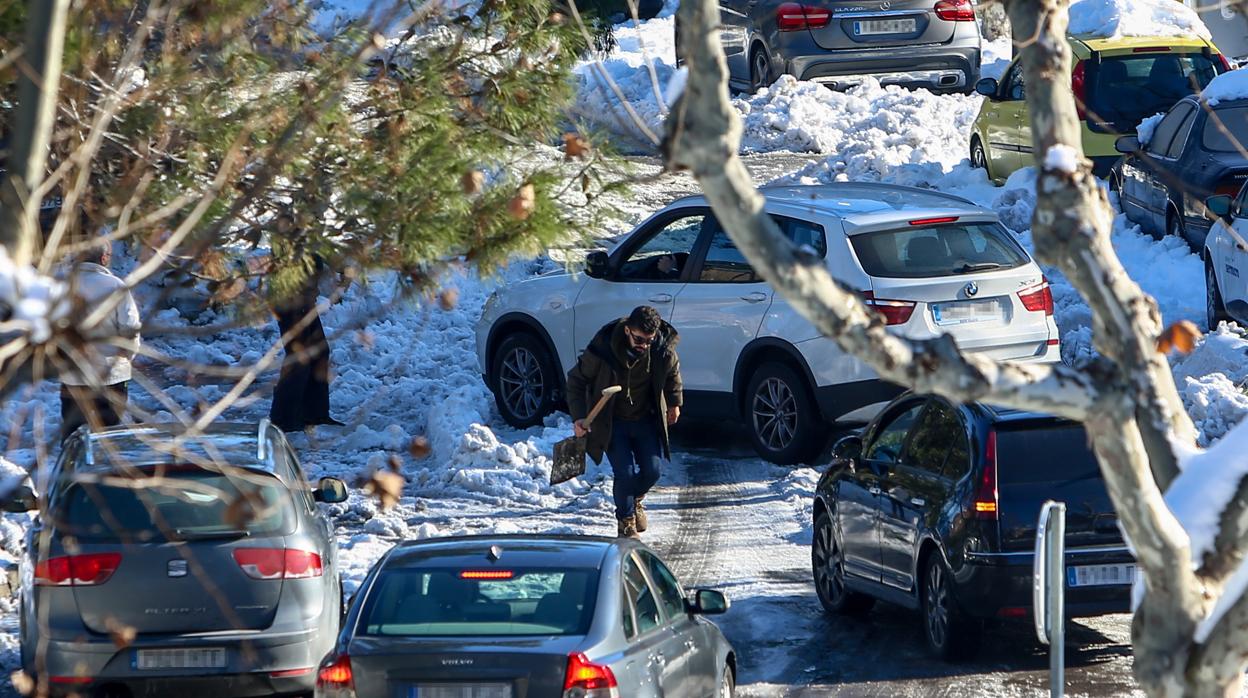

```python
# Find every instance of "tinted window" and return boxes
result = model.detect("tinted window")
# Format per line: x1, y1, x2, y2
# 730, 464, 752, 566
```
995, 424, 1099, 485
778, 216, 828, 257
361, 568, 599, 636
640, 552, 686, 621
1089, 54, 1219, 133
1005, 63, 1025, 100
58, 466, 295, 542
1147, 103, 1195, 155
698, 216, 826, 283
850, 223, 1029, 279
864, 403, 925, 463
1203, 106, 1248, 153
619, 214, 703, 281
1165, 109, 1198, 158
623, 556, 662, 635
903, 402, 964, 475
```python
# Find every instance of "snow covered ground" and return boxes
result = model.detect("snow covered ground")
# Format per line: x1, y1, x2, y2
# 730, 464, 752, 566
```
0, 4, 1244, 694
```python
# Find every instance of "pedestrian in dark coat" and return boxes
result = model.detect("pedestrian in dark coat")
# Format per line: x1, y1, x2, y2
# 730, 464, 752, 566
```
566, 305, 683, 538
268, 213, 343, 432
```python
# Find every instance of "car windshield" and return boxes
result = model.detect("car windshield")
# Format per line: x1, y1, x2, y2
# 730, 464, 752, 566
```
361, 567, 599, 637
57, 465, 295, 542
1087, 53, 1220, 133
1203, 105, 1248, 152
849, 222, 1029, 279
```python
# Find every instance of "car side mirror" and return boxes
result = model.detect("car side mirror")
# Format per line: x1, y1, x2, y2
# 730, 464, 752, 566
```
585, 250, 609, 279
688, 589, 730, 615
0, 485, 37, 513
830, 435, 863, 470
313, 477, 349, 504
1207, 195, 1234, 220
1115, 135, 1141, 154
974, 77, 999, 98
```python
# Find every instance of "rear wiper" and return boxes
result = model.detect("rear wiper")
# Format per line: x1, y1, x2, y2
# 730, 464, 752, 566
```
954, 262, 1006, 274
173, 529, 251, 540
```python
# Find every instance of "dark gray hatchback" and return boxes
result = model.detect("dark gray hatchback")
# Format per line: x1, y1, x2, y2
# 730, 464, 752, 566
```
682, 0, 982, 93
17, 422, 349, 697
318, 535, 736, 698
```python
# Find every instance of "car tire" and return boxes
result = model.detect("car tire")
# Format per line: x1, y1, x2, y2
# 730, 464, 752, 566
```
719, 663, 735, 698
1208, 259, 1232, 331
744, 362, 821, 464
750, 47, 772, 93
922, 553, 982, 662
1167, 210, 1195, 251
812, 511, 875, 617
970, 136, 993, 181
491, 332, 560, 428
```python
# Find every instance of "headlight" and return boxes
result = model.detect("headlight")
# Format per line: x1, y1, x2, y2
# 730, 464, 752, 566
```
482, 290, 501, 319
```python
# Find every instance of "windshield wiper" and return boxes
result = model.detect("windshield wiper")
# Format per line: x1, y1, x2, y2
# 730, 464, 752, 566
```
173, 529, 251, 541
954, 262, 1005, 274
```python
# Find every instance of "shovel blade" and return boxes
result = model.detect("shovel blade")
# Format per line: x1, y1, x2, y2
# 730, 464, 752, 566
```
551, 436, 587, 485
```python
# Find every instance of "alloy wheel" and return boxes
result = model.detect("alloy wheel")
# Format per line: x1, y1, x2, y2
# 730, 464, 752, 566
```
971, 141, 987, 170
752, 377, 798, 451
925, 561, 950, 650
498, 346, 544, 421
813, 518, 846, 606
752, 51, 770, 92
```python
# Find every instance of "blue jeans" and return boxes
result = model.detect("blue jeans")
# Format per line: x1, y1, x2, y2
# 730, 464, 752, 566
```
606, 418, 663, 519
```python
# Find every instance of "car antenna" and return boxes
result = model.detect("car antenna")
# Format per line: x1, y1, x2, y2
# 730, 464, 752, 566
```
257, 418, 270, 461
487, 545, 503, 562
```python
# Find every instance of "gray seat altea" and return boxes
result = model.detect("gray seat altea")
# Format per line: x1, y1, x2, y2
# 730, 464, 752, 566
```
16, 421, 349, 697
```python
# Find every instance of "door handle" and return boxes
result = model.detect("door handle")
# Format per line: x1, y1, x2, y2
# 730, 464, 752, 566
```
911, 497, 926, 507
650, 652, 667, 666
649, 293, 674, 303
740, 292, 768, 303
868, 486, 881, 495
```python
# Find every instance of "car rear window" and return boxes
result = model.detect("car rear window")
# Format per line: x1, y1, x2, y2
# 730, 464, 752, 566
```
361, 568, 599, 637
995, 424, 1100, 485
1202, 105, 1248, 152
57, 466, 295, 542
1087, 53, 1220, 133
849, 222, 1029, 279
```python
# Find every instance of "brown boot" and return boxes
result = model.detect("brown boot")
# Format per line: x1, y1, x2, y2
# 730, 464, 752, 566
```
617, 516, 640, 539
634, 496, 648, 533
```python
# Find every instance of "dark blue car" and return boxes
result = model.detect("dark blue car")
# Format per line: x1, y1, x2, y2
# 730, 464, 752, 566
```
1115, 93, 1248, 251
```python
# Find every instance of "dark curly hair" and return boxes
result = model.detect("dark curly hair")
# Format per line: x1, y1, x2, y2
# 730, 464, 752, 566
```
626, 305, 662, 335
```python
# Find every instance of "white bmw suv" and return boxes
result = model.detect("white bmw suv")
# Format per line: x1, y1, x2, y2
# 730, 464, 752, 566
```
476, 183, 1060, 463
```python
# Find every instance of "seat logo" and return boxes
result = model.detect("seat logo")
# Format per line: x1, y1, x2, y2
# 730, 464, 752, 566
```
879, 1, 891, 9
964, 281, 979, 297
167, 559, 188, 578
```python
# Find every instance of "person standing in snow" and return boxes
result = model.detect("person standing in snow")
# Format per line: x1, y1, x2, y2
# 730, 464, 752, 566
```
59, 238, 142, 441
567, 305, 683, 539
268, 212, 344, 432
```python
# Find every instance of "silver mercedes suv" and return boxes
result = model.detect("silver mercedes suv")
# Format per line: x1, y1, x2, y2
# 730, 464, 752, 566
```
16, 421, 349, 697
684, 0, 982, 93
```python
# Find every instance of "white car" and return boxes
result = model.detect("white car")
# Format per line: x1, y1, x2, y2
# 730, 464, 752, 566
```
1204, 190, 1248, 329
476, 183, 1061, 463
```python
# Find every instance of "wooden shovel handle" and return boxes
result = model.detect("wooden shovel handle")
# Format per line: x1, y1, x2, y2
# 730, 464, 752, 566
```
584, 386, 622, 425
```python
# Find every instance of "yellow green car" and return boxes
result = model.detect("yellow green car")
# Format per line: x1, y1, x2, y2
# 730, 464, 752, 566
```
969, 34, 1230, 183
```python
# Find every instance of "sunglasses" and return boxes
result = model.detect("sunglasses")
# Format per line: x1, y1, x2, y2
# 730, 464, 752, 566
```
625, 327, 657, 346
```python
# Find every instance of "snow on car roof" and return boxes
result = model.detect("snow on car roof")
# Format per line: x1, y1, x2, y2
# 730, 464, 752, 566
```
1202, 69, 1248, 106
1067, 0, 1211, 41
668, 183, 987, 224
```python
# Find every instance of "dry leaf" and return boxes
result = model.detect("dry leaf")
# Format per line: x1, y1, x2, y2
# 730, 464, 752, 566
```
461, 170, 485, 195
438, 288, 459, 310
409, 436, 432, 459
508, 184, 536, 220
105, 617, 136, 649
1156, 320, 1200, 355
563, 132, 591, 160
10, 670, 33, 696
363, 470, 405, 511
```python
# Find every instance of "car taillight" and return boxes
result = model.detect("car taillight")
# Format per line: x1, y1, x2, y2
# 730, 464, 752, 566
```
563, 653, 618, 697
1216, 53, 1232, 72
934, 0, 975, 21
233, 548, 323, 580
34, 553, 122, 586
776, 3, 830, 31
973, 430, 999, 520
1018, 279, 1054, 316
1071, 60, 1087, 121
316, 655, 356, 698
861, 291, 916, 326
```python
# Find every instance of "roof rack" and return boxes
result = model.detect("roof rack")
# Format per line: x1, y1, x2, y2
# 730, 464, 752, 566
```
257, 418, 271, 461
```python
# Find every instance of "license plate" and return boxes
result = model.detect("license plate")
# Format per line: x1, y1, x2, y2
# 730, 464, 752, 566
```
854, 18, 917, 35
135, 648, 226, 670
931, 298, 1005, 326
406, 685, 513, 698
1067, 563, 1137, 587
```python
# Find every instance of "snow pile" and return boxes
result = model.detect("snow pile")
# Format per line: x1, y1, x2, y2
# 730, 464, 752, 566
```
575, 16, 678, 143
981, 35, 1013, 81
1044, 144, 1080, 173
1137, 112, 1166, 146
1067, 0, 1212, 40
0, 247, 65, 344
1202, 68, 1248, 106
1172, 325, 1248, 444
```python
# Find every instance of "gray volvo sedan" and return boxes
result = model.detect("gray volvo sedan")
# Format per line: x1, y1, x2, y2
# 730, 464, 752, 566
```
16, 421, 349, 697
316, 535, 736, 698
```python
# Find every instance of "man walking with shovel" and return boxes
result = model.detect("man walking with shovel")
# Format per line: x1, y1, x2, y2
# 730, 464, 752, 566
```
566, 305, 683, 539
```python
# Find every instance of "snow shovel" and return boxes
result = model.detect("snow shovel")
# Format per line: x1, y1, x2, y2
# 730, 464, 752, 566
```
551, 386, 621, 485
